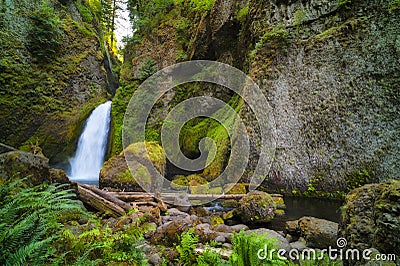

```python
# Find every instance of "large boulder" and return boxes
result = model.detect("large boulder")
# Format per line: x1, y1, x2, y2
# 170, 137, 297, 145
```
99, 142, 166, 192
340, 180, 400, 256
291, 216, 338, 248
238, 191, 276, 223
0, 151, 51, 185
150, 214, 200, 246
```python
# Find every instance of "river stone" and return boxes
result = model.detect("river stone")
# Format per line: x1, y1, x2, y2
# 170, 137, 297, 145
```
238, 191, 276, 224
173, 193, 191, 212
194, 223, 218, 243
148, 253, 162, 266
214, 235, 226, 243
295, 216, 338, 248
0, 151, 51, 185
215, 232, 233, 243
214, 224, 249, 233
162, 208, 190, 223
340, 180, 400, 257
290, 240, 307, 251
285, 220, 300, 235
49, 168, 70, 184
150, 216, 199, 246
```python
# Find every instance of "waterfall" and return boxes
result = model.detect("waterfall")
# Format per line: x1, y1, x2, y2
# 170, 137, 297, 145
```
69, 101, 112, 183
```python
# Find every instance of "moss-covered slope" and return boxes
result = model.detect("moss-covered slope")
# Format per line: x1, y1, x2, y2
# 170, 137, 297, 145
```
0, 0, 111, 163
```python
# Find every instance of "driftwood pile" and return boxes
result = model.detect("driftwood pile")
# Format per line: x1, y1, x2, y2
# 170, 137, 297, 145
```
76, 183, 282, 218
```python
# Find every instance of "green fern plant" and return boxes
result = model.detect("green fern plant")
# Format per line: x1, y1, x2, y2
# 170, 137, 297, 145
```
0, 181, 84, 265
176, 228, 199, 265
197, 248, 229, 266
229, 230, 288, 266
57, 215, 150, 265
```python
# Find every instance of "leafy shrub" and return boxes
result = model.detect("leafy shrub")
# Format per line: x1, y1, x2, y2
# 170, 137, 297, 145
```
28, 1, 63, 62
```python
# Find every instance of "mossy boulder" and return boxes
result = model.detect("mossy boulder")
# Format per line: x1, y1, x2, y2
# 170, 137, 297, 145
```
224, 183, 246, 194
340, 180, 400, 258
0, 151, 51, 185
171, 174, 208, 192
238, 191, 276, 224
99, 142, 166, 192
210, 215, 224, 226
171, 175, 188, 190
297, 216, 338, 248
221, 199, 239, 209
272, 196, 286, 209
49, 168, 70, 184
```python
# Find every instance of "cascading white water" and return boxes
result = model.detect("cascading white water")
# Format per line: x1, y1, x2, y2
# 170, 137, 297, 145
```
69, 101, 112, 182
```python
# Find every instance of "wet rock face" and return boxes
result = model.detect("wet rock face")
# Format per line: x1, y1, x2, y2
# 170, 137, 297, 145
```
99, 142, 166, 192
0, 151, 51, 185
245, 0, 400, 194
340, 180, 400, 255
238, 191, 276, 223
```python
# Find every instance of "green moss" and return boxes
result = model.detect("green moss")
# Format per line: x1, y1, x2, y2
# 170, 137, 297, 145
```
76, 0, 93, 23
210, 216, 224, 226
189, 183, 210, 194
203, 95, 243, 181
187, 174, 208, 185
176, 0, 215, 12
111, 81, 140, 155
345, 166, 376, 191
207, 187, 223, 194
171, 175, 189, 190
388, 0, 400, 12
301, 174, 347, 199
221, 199, 238, 209
249, 24, 290, 60
125, 142, 166, 175
224, 183, 246, 194
293, 9, 307, 26
116, 165, 151, 190
116, 169, 135, 182
236, 4, 249, 23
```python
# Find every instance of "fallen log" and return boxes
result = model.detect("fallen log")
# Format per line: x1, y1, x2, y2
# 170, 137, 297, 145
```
134, 201, 159, 207
111, 195, 155, 202
109, 192, 283, 201
77, 185, 125, 217
79, 184, 132, 212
